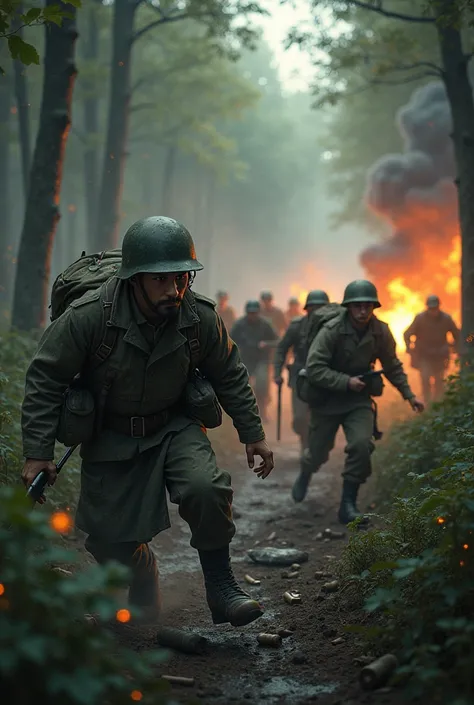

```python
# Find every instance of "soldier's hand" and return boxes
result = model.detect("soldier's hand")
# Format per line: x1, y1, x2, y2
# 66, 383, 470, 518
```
22, 459, 57, 504
274, 375, 283, 386
348, 377, 366, 393
409, 397, 425, 413
245, 440, 274, 479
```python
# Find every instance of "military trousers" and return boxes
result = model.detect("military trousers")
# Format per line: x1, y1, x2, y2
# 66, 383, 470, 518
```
302, 406, 375, 484
77, 422, 235, 568
418, 357, 446, 403
250, 361, 271, 417
291, 386, 309, 449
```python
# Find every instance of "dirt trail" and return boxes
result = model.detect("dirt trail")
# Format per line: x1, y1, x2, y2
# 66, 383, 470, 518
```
103, 397, 403, 705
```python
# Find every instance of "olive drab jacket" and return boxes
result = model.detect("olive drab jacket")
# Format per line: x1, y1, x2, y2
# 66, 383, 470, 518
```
306, 310, 414, 414
274, 315, 308, 387
21, 280, 265, 462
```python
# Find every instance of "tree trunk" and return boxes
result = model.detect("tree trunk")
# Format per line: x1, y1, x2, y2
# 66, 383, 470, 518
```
95, 0, 135, 249
162, 144, 177, 214
11, 1, 78, 331
12, 7, 31, 200
82, 2, 100, 249
0, 59, 11, 308
435, 5, 474, 347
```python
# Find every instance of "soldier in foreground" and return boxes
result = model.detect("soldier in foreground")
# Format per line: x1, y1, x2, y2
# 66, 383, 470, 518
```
216, 290, 237, 331
21, 216, 274, 627
292, 280, 424, 523
230, 301, 279, 421
260, 290, 286, 336
274, 290, 330, 456
404, 294, 459, 403
285, 297, 302, 326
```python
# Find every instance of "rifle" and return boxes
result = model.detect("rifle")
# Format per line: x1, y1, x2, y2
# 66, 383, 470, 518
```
276, 381, 282, 442
27, 445, 78, 505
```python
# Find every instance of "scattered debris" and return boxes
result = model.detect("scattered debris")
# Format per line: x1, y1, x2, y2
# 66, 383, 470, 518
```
324, 555, 337, 560
284, 591, 302, 605
277, 629, 294, 638
268, 531, 277, 541
257, 633, 282, 647
315, 532, 323, 541
290, 563, 301, 571
247, 547, 309, 566
321, 580, 339, 593
287, 570, 300, 579
314, 571, 332, 579
156, 627, 207, 655
322, 528, 346, 540
161, 675, 195, 687
84, 614, 98, 626
360, 654, 398, 691
332, 637, 344, 645
52, 567, 73, 576
244, 574, 261, 585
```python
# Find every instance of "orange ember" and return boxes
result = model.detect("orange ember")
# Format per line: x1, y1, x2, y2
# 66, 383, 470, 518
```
116, 608, 131, 623
130, 691, 143, 701
0, 584, 4, 596
50, 511, 73, 534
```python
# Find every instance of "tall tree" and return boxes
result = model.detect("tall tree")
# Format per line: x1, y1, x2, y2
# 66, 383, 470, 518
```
95, 0, 262, 250
299, 0, 474, 342
0, 48, 12, 309
11, 0, 78, 331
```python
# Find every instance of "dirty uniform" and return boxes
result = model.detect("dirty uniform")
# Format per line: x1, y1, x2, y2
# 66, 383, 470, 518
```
404, 310, 459, 403
22, 280, 264, 555
274, 315, 309, 447
304, 312, 414, 483
217, 305, 236, 332
230, 316, 278, 417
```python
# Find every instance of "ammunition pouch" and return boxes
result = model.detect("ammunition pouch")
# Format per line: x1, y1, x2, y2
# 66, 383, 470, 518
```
296, 369, 329, 407
57, 380, 96, 446
185, 370, 223, 429
364, 374, 384, 397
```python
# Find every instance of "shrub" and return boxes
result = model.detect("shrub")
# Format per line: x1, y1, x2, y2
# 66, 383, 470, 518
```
0, 484, 170, 705
338, 371, 474, 703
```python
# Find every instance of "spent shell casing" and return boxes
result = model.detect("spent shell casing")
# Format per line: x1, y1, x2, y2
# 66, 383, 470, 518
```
257, 632, 282, 647
287, 570, 299, 579
284, 591, 302, 604
277, 628, 294, 638
156, 627, 207, 655
290, 563, 301, 571
360, 654, 398, 690
332, 637, 344, 645
161, 675, 195, 687
321, 580, 339, 593
244, 574, 261, 585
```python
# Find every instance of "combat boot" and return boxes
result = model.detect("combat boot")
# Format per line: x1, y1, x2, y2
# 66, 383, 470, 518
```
337, 480, 369, 526
128, 543, 161, 624
292, 469, 312, 502
199, 547, 263, 627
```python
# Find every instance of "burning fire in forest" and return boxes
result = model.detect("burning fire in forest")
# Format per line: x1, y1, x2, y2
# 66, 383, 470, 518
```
360, 81, 461, 348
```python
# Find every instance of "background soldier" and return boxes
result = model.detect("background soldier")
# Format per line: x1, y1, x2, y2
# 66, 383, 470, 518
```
292, 280, 424, 523
21, 216, 274, 628
231, 301, 279, 422
216, 290, 237, 331
404, 294, 460, 404
285, 296, 302, 326
260, 290, 286, 336
274, 290, 330, 455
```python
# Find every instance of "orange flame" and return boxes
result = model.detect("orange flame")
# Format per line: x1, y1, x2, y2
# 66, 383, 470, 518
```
50, 511, 73, 534
116, 608, 131, 623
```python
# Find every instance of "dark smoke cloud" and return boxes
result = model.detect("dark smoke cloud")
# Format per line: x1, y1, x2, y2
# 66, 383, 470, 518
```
360, 81, 458, 292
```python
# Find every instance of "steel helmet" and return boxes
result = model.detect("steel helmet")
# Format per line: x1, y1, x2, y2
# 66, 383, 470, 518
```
117, 216, 203, 279
342, 280, 381, 308
426, 294, 440, 308
245, 300, 261, 313
304, 290, 330, 309
260, 290, 273, 302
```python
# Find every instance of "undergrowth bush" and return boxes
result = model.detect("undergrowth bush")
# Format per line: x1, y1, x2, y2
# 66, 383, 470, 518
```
0, 484, 170, 705
338, 371, 474, 703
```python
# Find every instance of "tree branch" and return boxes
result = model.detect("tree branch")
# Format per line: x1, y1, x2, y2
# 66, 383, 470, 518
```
347, 0, 435, 23
132, 11, 189, 43
372, 60, 443, 77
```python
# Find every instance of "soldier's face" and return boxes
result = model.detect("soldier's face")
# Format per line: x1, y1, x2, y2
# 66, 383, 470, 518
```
427, 306, 440, 318
136, 272, 189, 319
348, 302, 374, 326
246, 312, 259, 323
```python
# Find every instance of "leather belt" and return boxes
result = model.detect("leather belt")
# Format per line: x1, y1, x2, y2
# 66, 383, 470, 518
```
103, 410, 170, 438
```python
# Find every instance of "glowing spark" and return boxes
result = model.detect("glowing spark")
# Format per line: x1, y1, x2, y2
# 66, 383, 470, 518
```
130, 691, 143, 701
116, 609, 131, 623
463, 544, 469, 550
50, 511, 73, 534
436, 517, 445, 525
0, 584, 5, 596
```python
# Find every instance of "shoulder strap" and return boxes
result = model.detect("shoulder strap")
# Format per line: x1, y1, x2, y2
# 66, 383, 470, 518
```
186, 322, 201, 370
91, 278, 120, 370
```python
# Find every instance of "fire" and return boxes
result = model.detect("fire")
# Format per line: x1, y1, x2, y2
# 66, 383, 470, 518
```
377, 278, 425, 350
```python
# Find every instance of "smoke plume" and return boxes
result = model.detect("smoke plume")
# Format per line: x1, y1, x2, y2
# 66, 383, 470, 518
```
361, 81, 460, 311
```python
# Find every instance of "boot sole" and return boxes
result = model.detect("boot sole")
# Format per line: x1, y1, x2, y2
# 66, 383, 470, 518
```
211, 604, 264, 627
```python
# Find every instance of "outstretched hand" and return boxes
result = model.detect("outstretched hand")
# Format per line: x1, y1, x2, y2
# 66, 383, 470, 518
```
245, 440, 274, 479
409, 397, 425, 413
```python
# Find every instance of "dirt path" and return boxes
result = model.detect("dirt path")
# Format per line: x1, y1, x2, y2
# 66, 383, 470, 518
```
100, 400, 403, 705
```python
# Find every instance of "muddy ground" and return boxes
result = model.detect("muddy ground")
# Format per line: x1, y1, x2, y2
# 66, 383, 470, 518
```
67, 385, 408, 705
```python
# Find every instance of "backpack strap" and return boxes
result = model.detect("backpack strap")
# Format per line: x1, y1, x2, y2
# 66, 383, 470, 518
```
91, 278, 120, 370
185, 322, 201, 371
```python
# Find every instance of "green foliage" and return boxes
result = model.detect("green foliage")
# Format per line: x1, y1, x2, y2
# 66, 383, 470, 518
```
338, 370, 474, 701
0, 0, 82, 73
0, 484, 169, 704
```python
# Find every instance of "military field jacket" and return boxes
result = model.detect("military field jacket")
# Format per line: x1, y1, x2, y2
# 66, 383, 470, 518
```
22, 280, 265, 462
306, 312, 414, 412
